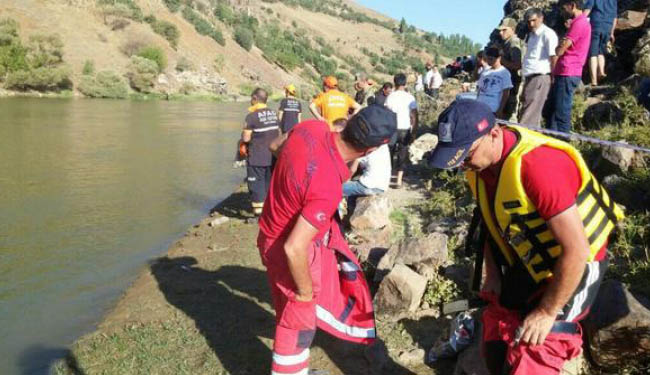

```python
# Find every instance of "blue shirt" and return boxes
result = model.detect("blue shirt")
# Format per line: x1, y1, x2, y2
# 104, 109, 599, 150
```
584, 0, 617, 26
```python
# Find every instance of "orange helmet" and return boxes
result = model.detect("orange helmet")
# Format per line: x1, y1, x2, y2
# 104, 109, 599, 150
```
323, 76, 338, 89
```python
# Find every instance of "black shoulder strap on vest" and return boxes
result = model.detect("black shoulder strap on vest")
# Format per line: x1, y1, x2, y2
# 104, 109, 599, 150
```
466, 207, 489, 292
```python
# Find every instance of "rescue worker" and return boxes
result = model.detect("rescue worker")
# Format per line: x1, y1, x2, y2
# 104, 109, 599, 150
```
278, 84, 302, 134
241, 88, 280, 216
428, 99, 624, 375
309, 76, 361, 130
257, 105, 397, 375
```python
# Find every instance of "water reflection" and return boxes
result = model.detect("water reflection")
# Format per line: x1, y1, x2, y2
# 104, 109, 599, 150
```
0, 98, 246, 375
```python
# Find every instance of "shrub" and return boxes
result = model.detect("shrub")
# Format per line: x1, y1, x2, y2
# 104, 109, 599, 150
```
234, 27, 253, 51
78, 70, 128, 98
175, 56, 194, 72
26, 34, 64, 68
126, 55, 158, 92
120, 39, 147, 57
136, 46, 167, 72
214, 1, 234, 24
5, 66, 71, 91
97, 0, 143, 22
182, 7, 225, 46
0, 18, 20, 46
0, 41, 28, 74
162, 0, 181, 12
150, 19, 180, 48
82, 60, 95, 75
110, 18, 130, 31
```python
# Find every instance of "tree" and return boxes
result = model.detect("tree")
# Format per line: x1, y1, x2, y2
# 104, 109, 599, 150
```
399, 17, 407, 34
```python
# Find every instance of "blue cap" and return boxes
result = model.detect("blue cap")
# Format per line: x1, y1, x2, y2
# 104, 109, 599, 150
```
428, 99, 496, 169
347, 104, 397, 148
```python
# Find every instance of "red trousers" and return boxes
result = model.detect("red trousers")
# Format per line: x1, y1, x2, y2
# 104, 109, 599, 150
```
258, 225, 375, 375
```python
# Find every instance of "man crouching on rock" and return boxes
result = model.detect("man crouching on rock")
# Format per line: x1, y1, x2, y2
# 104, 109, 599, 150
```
257, 105, 396, 375
428, 99, 624, 375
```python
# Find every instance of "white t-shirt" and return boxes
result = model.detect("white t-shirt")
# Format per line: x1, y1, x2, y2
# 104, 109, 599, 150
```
431, 71, 443, 89
522, 24, 559, 77
415, 74, 424, 92
358, 144, 391, 191
385, 90, 417, 130
424, 70, 434, 88
477, 66, 513, 112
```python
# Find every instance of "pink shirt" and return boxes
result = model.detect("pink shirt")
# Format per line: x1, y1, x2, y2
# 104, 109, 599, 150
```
553, 13, 591, 77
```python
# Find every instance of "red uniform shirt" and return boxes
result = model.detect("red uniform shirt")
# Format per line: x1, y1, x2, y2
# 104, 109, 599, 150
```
480, 128, 606, 260
259, 120, 351, 241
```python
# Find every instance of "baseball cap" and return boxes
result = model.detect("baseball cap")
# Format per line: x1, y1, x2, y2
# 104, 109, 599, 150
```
346, 105, 397, 148
323, 76, 338, 88
497, 17, 518, 30
427, 99, 496, 169
285, 84, 296, 94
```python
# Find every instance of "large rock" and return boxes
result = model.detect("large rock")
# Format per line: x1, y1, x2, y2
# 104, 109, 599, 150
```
634, 30, 650, 76
602, 141, 646, 172
349, 195, 392, 231
582, 101, 624, 130
374, 264, 427, 314
617, 10, 648, 30
583, 280, 650, 369
408, 133, 439, 164
374, 233, 448, 282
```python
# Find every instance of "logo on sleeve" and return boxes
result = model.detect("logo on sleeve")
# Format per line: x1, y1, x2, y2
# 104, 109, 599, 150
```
477, 119, 489, 132
315, 212, 327, 222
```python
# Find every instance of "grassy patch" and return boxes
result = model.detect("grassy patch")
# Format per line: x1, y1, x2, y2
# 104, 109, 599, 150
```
422, 273, 461, 307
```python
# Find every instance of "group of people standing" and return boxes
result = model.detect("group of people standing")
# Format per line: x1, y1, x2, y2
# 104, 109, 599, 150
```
474, 0, 617, 133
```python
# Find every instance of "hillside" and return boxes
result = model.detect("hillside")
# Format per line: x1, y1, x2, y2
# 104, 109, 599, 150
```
0, 0, 480, 99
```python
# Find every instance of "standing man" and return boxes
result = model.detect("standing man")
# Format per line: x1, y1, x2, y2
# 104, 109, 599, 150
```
241, 88, 280, 216
385, 73, 418, 188
257, 106, 397, 375
278, 84, 302, 134
497, 18, 523, 121
373, 82, 393, 107
520, 8, 559, 126
428, 99, 624, 375
354, 76, 377, 107
546, 0, 591, 133
477, 47, 513, 118
584, 0, 618, 86
424, 62, 435, 96
429, 65, 443, 99
310, 76, 361, 130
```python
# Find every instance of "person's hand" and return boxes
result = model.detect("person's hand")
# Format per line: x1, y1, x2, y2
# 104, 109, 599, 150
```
519, 308, 556, 346
294, 290, 313, 302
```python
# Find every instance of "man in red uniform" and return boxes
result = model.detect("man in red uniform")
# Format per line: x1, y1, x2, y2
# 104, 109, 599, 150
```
258, 105, 397, 375
428, 99, 623, 375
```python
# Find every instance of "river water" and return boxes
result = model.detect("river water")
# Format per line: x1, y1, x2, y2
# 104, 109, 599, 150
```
0, 98, 247, 375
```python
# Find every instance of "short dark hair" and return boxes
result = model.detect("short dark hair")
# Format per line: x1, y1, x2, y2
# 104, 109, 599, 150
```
485, 47, 502, 58
525, 7, 544, 20
477, 50, 484, 58
341, 116, 368, 150
382, 82, 393, 90
393, 73, 407, 87
251, 87, 268, 103
558, 0, 583, 9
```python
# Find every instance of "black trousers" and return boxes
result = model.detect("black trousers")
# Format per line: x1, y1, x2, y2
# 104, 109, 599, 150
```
390, 129, 411, 172
247, 165, 272, 204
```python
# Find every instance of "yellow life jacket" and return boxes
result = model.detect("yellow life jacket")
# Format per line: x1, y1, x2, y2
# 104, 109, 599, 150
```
466, 125, 624, 284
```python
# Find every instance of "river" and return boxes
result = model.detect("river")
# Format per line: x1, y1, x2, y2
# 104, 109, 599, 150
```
0, 98, 248, 375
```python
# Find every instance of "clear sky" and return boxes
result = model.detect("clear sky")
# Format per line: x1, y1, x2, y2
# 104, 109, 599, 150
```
356, 0, 504, 46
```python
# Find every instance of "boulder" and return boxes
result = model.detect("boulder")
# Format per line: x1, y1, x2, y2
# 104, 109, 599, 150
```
374, 264, 427, 314
602, 141, 645, 172
349, 195, 392, 231
583, 280, 650, 369
617, 10, 648, 30
634, 30, 650, 76
582, 101, 624, 130
408, 133, 439, 164
374, 233, 448, 282
397, 348, 426, 365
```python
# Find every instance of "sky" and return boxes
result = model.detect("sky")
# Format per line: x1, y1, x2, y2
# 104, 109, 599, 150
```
356, 0, 504, 46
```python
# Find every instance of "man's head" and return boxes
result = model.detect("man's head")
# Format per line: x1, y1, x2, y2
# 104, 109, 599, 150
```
393, 73, 407, 89
525, 8, 545, 32
558, 0, 584, 17
250, 87, 268, 104
433, 65, 439, 72
381, 82, 393, 96
285, 84, 297, 97
428, 99, 503, 171
341, 105, 397, 155
425, 62, 433, 71
485, 47, 503, 68
323, 76, 338, 91
497, 18, 517, 41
